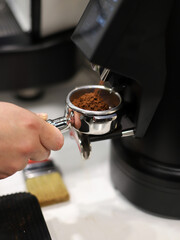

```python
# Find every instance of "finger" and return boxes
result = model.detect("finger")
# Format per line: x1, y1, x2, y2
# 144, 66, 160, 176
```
0, 171, 11, 179
29, 145, 50, 161
0, 156, 28, 177
40, 121, 64, 151
70, 111, 81, 129
74, 112, 81, 129
36, 113, 48, 121
0, 164, 22, 179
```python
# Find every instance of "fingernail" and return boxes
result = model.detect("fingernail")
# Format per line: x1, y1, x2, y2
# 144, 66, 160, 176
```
37, 113, 48, 120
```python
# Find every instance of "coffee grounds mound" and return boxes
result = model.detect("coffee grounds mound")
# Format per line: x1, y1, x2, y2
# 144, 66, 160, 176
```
72, 92, 109, 111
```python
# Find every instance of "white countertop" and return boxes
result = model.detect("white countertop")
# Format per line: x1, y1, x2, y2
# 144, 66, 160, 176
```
0, 66, 180, 240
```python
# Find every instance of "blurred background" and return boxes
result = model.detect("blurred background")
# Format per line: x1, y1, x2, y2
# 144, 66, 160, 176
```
0, 0, 91, 98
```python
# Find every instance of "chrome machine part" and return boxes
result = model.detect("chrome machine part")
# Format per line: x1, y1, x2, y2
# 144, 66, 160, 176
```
47, 112, 74, 133
91, 63, 101, 74
121, 129, 135, 138
91, 63, 110, 82
100, 68, 110, 82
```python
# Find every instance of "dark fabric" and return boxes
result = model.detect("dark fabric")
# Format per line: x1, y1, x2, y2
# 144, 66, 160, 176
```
0, 192, 51, 240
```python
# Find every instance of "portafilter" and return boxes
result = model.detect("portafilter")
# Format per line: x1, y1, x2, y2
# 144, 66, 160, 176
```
47, 85, 123, 159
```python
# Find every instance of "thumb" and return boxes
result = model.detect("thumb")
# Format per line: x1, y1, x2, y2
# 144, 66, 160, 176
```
36, 112, 48, 120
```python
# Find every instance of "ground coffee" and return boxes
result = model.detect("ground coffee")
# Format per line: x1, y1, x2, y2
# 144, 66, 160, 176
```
72, 92, 109, 111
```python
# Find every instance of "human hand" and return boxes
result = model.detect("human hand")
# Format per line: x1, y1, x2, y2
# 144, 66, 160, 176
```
0, 102, 64, 179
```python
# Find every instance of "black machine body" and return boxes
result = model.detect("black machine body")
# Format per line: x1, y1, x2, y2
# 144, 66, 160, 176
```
72, 0, 180, 218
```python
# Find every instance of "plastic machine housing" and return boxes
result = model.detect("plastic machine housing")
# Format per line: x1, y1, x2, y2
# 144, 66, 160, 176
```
72, 0, 180, 218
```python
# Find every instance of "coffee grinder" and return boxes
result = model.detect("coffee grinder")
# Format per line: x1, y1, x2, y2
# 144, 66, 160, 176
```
71, 0, 180, 218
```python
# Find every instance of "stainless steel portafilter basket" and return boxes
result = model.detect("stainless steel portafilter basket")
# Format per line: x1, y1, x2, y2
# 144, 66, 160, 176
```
47, 85, 122, 134
47, 85, 123, 159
